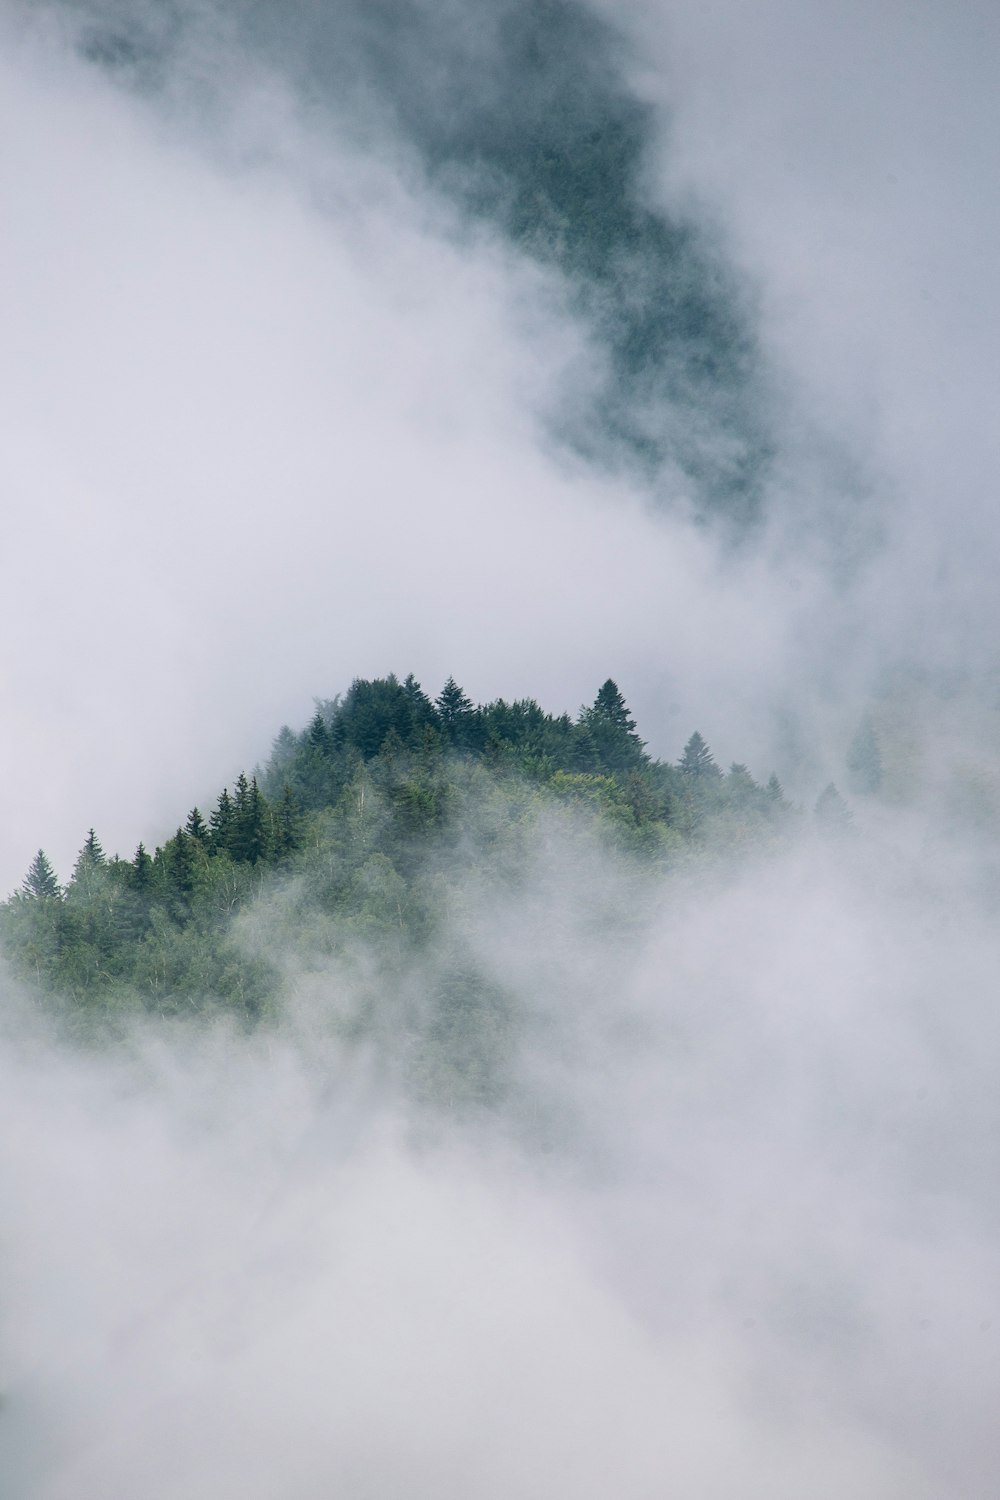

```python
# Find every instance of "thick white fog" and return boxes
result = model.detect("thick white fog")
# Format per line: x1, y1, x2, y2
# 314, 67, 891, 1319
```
4, 818, 999, 1497
2, 1, 999, 1495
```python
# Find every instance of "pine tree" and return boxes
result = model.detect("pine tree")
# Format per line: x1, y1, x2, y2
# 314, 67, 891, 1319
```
578, 680, 646, 774
725, 763, 758, 808
679, 732, 719, 778
22, 850, 60, 899
436, 677, 475, 747
593, 680, 636, 734
210, 788, 235, 855
403, 674, 439, 739
166, 828, 198, 916
232, 776, 270, 864
76, 829, 105, 869
69, 829, 106, 893
274, 785, 302, 860
185, 807, 209, 843
307, 708, 330, 756
132, 842, 153, 891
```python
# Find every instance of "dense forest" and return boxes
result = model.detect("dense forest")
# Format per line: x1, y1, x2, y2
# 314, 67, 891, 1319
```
2, 675, 822, 1066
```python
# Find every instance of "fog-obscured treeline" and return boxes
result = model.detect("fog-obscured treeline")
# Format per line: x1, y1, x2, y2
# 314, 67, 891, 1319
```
2, 674, 810, 1046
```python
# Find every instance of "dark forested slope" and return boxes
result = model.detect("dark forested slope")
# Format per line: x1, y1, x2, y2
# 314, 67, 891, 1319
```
3, 676, 793, 1044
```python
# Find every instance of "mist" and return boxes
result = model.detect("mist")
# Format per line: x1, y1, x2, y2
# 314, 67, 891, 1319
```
4, 803, 999, 1497
2, 0, 999, 1494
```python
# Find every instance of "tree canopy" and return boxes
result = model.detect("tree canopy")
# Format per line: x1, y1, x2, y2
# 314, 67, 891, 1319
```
3, 673, 802, 1022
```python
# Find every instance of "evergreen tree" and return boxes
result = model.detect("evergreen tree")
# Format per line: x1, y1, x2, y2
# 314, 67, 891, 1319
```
274, 784, 302, 860
166, 828, 198, 916
766, 773, 784, 803
436, 677, 475, 748
74, 829, 105, 873
578, 679, 646, 774
210, 788, 235, 855
725, 763, 758, 808
846, 715, 883, 795
229, 775, 271, 864
306, 708, 330, 756
337, 676, 421, 758
132, 842, 153, 891
22, 850, 60, 899
679, 732, 719, 778
69, 830, 107, 898
185, 807, 209, 843
593, 680, 636, 734
403, 674, 439, 737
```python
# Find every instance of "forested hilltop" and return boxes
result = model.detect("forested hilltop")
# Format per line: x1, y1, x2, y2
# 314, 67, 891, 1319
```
3, 675, 800, 1034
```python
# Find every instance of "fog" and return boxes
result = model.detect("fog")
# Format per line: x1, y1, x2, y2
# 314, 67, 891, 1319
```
2, 0, 999, 1495
5, 813, 999, 1497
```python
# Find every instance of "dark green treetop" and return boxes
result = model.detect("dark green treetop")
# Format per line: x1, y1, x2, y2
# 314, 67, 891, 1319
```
436, 677, 475, 748
185, 807, 209, 843
679, 732, 719, 778
22, 849, 60, 899
578, 679, 646, 774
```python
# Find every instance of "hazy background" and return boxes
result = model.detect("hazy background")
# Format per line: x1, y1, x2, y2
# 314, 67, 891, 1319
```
2, 3, 1000, 1495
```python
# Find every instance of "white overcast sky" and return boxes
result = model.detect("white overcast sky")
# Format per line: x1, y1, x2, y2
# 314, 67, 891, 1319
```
2, 0, 998, 889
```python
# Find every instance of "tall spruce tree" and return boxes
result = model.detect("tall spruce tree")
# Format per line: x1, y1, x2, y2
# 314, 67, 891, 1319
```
578, 680, 646, 774
132, 842, 153, 891
232, 775, 271, 865
185, 807, 209, 843
210, 788, 235, 855
679, 732, 719, 778
274, 785, 302, 861
436, 677, 475, 748
22, 850, 60, 899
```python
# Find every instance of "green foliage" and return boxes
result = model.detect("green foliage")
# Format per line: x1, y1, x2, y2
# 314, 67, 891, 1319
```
679, 732, 720, 779
1, 674, 801, 1028
22, 849, 60, 899
577, 679, 647, 775
436, 677, 475, 749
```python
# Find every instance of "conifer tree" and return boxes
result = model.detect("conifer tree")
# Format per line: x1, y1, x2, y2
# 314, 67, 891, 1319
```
76, 829, 105, 869
185, 807, 209, 843
403, 674, 439, 738
578, 680, 646, 774
679, 732, 719, 778
436, 677, 475, 747
132, 842, 153, 890
22, 850, 60, 899
166, 828, 198, 915
232, 776, 270, 864
274, 785, 302, 860
69, 830, 106, 895
307, 708, 330, 755
210, 788, 235, 855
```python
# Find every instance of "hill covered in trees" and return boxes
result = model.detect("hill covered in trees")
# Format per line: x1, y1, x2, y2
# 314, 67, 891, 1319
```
3, 675, 796, 1045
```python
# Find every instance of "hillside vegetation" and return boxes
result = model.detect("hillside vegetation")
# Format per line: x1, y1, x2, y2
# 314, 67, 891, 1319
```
3, 675, 794, 1042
